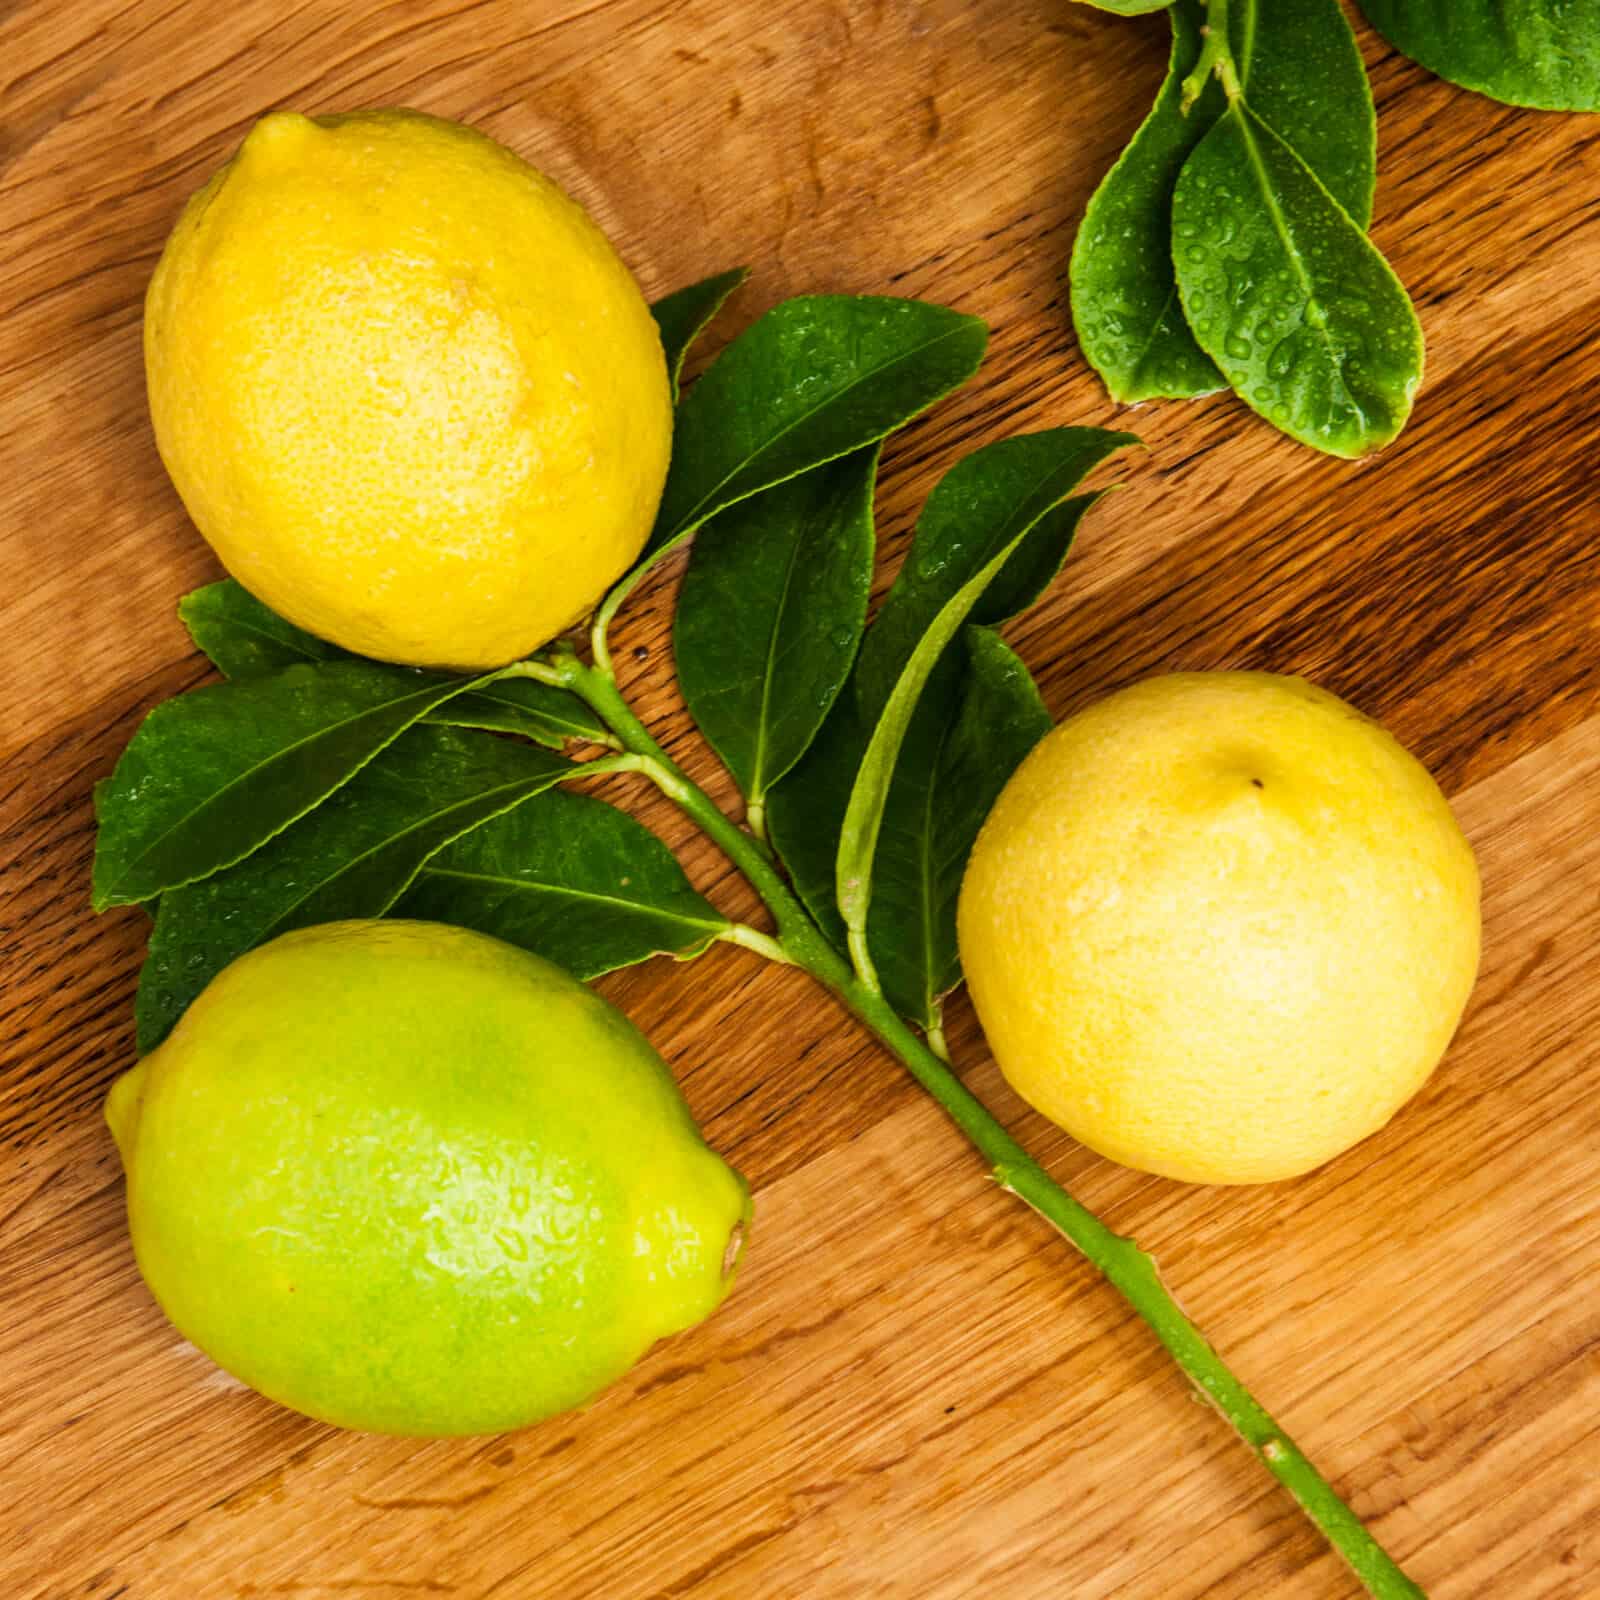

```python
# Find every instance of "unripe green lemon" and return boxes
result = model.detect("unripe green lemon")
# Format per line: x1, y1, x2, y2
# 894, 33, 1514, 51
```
144, 109, 672, 669
106, 920, 750, 1435
958, 673, 1480, 1185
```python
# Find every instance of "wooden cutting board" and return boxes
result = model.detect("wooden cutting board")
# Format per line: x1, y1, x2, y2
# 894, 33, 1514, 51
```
3, 2, 1597, 1595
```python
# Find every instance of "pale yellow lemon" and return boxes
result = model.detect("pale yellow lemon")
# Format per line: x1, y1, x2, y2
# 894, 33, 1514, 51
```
145, 109, 672, 668
958, 672, 1480, 1184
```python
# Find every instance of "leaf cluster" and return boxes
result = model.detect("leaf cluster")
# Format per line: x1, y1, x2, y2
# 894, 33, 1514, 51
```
1070, 0, 1596, 454
1071, 0, 1422, 458
94, 275, 1133, 1055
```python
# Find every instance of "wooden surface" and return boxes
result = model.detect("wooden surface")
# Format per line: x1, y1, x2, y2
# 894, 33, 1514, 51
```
3, 2, 1598, 1595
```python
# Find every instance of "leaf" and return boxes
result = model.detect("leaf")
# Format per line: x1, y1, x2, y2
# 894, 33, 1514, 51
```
648, 295, 987, 564
429, 679, 609, 748
674, 446, 877, 808
91, 660, 488, 911
1071, 1, 1227, 402
853, 444, 1125, 721
1357, 0, 1600, 111
134, 726, 575, 1052
1072, 0, 1374, 404
179, 580, 341, 678
181, 579, 605, 747
1172, 103, 1424, 459
1072, 0, 1176, 13
865, 628, 1051, 1027
767, 430, 1126, 954
835, 496, 1090, 964
651, 268, 749, 391
764, 694, 864, 952
1225, 0, 1376, 229
397, 787, 730, 979
853, 429, 1132, 715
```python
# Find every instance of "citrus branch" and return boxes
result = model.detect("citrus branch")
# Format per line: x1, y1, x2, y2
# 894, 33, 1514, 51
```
540, 649, 1427, 1600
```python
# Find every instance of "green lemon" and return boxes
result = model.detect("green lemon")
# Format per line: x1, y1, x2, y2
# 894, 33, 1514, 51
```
105, 920, 750, 1435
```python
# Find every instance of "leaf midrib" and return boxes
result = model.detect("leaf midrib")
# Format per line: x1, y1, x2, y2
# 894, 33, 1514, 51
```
747, 505, 813, 803
416, 866, 729, 931
105, 673, 472, 902
1229, 104, 1371, 434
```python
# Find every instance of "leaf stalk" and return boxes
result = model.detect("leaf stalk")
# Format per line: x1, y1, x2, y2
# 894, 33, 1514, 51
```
1182, 0, 1242, 111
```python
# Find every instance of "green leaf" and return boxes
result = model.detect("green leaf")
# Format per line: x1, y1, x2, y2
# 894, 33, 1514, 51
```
865, 628, 1051, 1027
1072, 1, 1228, 402
1072, 0, 1374, 405
179, 580, 341, 678
854, 429, 1132, 714
397, 787, 730, 979
1172, 103, 1424, 458
429, 679, 609, 748
1072, 0, 1176, 13
835, 492, 1094, 968
767, 430, 1127, 954
651, 268, 749, 391
180, 579, 606, 748
648, 295, 988, 564
764, 694, 863, 952
1224, 0, 1376, 228
674, 446, 877, 808
91, 660, 487, 911
1357, 0, 1600, 111
134, 726, 575, 1052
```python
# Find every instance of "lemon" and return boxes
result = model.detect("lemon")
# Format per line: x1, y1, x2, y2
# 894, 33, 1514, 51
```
105, 920, 750, 1435
144, 110, 672, 668
957, 673, 1480, 1184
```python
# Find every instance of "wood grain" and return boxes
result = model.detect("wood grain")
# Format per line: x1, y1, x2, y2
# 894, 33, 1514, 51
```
2, 2, 1598, 1596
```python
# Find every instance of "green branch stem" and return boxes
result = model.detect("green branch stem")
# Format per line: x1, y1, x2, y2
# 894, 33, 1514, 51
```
546, 649, 1424, 1600
1182, 0, 1243, 111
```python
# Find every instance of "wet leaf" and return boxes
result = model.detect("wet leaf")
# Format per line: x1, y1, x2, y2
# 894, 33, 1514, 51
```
1224, 0, 1376, 227
1071, 1, 1228, 402
134, 726, 574, 1051
1358, 0, 1600, 111
1172, 103, 1423, 458
1072, 0, 1374, 404
92, 661, 489, 911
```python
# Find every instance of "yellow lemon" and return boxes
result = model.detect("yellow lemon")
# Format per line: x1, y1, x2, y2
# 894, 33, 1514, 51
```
106, 921, 750, 1436
958, 673, 1480, 1184
145, 110, 672, 668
